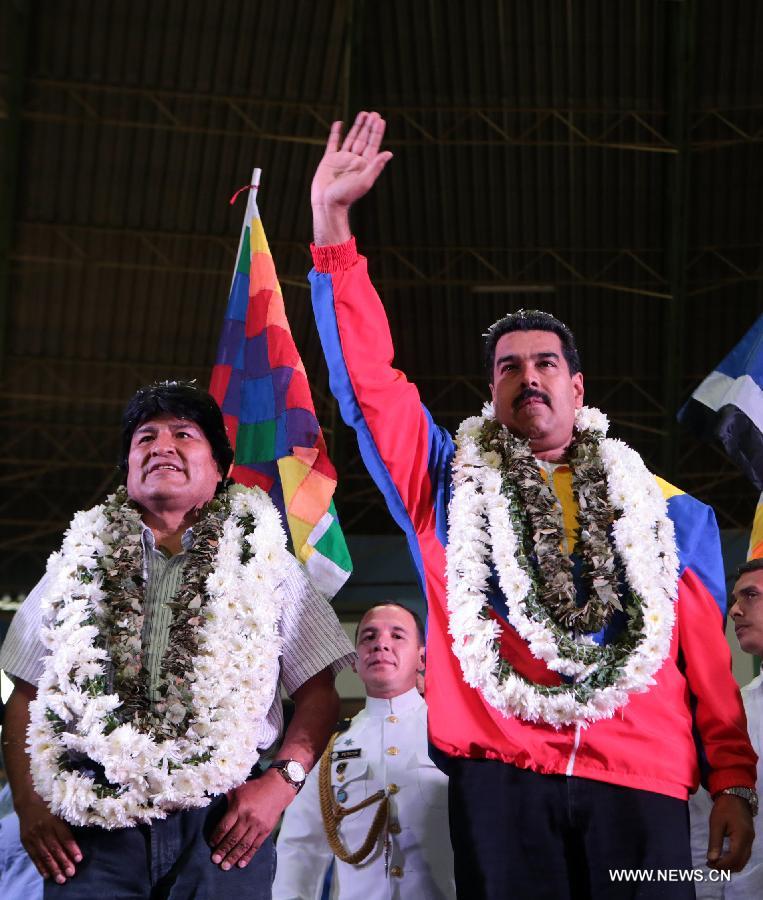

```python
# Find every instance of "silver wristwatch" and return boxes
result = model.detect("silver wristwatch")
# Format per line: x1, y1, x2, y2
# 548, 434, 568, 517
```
719, 786, 758, 817
270, 759, 307, 793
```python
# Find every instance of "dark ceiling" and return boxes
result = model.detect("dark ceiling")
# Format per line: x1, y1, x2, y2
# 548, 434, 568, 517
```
0, 0, 761, 594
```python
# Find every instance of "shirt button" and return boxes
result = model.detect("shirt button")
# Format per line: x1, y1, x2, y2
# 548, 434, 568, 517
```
386, 715, 398, 723
387, 783, 399, 794
389, 821, 401, 834
385, 746, 399, 756
390, 866, 403, 878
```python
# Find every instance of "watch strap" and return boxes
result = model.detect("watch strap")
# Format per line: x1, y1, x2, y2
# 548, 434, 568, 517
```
270, 759, 306, 793
718, 786, 758, 817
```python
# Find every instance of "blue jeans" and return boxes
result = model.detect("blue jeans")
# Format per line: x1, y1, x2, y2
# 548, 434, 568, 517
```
43, 794, 276, 900
0, 811, 43, 900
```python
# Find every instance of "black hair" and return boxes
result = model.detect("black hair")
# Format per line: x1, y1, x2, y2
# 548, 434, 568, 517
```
354, 602, 426, 646
483, 308, 582, 378
735, 557, 763, 581
119, 381, 234, 482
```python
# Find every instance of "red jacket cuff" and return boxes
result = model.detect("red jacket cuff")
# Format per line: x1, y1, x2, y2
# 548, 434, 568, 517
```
310, 237, 358, 272
708, 767, 758, 797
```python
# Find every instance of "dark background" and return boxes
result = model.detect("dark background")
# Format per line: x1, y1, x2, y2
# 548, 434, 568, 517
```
0, 0, 761, 597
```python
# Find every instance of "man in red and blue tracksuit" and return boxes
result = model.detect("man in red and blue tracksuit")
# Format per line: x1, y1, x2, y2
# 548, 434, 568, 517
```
307, 111, 757, 899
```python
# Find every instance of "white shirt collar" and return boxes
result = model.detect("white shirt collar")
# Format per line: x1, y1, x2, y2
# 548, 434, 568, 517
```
364, 686, 424, 718
742, 672, 763, 696
536, 458, 564, 475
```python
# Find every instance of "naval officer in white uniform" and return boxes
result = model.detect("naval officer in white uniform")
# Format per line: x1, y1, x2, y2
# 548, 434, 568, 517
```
273, 603, 456, 899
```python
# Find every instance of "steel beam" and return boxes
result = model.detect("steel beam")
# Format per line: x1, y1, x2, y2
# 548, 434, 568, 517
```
12, 222, 760, 296
1, 76, 759, 151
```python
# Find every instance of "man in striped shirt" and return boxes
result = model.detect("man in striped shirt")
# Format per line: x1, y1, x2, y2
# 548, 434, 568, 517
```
0, 382, 354, 899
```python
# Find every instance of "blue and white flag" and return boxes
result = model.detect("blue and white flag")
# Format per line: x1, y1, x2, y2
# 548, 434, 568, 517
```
678, 314, 763, 493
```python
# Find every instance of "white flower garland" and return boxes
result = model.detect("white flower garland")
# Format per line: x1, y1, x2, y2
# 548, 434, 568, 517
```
28, 484, 288, 828
446, 404, 680, 728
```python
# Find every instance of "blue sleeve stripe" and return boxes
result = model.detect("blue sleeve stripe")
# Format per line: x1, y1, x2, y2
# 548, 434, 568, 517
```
310, 269, 431, 595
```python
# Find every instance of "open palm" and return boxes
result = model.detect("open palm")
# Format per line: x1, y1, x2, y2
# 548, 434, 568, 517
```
311, 111, 393, 209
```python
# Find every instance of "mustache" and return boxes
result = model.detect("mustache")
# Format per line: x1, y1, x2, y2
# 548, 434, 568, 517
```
513, 388, 551, 411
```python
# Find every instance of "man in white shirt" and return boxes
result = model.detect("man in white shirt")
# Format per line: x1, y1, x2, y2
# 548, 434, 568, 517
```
691, 557, 763, 898
0, 381, 354, 899
273, 603, 456, 899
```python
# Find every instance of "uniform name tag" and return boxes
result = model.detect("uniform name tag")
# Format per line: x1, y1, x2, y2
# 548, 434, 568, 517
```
331, 748, 362, 761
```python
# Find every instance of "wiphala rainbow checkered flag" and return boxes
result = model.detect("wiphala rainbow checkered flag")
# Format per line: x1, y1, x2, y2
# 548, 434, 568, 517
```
210, 168, 352, 597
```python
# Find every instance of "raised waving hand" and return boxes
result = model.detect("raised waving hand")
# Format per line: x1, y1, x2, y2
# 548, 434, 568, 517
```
311, 111, 393, 246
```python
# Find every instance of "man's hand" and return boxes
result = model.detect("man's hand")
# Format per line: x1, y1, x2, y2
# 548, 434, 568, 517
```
209, 770, 295, 870
4, 681, 82, 884
311, 110, 393, 246
209, 666, 339, 870
706, 793, 755, 872
17, 797, 82, 884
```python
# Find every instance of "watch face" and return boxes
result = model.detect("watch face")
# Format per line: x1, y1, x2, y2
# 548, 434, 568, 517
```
285, 760, 305, 782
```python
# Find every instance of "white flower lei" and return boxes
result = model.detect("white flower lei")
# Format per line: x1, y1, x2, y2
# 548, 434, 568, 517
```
446, 404, 680, 728
28, 484, 288, 828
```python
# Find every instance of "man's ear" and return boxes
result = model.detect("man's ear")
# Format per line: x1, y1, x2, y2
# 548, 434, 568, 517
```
572, 372, 584, 408
350, 657, 357, 674
417, 645, 425, 670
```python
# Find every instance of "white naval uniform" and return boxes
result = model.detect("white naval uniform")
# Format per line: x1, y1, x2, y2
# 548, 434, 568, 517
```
690, 673, 763, 899
273, 687, 455, 900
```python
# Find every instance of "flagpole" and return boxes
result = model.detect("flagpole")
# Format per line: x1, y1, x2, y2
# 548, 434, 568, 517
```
228, 167, 262, 296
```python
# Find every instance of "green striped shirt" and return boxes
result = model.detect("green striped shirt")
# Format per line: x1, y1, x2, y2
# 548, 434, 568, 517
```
141, 528, 193, 701
3, 526, 355, 750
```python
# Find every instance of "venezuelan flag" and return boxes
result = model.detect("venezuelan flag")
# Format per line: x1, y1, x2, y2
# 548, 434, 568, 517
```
750, 497, 763, 560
